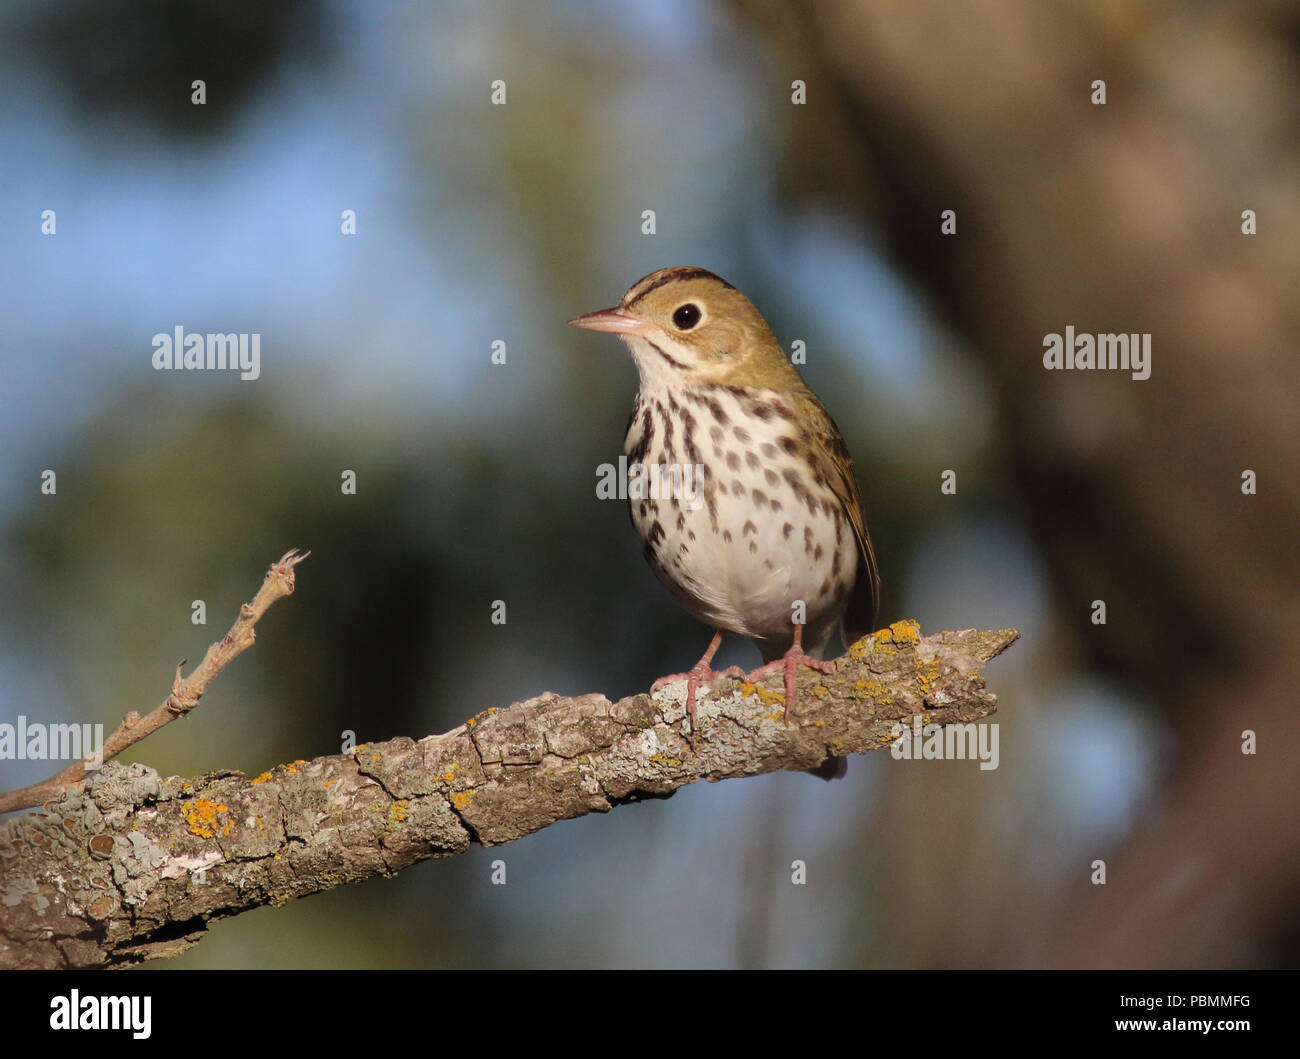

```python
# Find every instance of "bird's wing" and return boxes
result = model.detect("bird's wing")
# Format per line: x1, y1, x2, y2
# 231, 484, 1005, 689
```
794, 389, 881, 645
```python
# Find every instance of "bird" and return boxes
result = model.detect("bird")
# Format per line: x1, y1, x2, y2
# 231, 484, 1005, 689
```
569, 266, 880, 780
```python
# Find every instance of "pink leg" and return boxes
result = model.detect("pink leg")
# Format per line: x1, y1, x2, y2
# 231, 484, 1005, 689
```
746, 623, 835, 727
651, 630, 745, 724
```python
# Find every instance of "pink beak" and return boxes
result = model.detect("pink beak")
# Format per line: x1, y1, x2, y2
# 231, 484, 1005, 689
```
568, 307, 653, 336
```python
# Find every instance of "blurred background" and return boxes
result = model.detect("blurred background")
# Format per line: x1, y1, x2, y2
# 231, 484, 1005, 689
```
1, 0, 1297, 968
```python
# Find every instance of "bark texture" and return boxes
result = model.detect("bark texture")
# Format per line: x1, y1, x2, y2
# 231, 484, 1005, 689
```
0, 623, 1015, 968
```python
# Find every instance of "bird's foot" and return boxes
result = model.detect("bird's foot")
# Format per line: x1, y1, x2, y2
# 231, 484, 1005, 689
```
746, 647, 835, 727
650, 630, 742, 726
652, 662, 745, 724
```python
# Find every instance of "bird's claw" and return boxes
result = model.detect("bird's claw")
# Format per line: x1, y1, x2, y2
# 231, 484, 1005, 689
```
746, 649, 834, 727
652, 663, 745, 724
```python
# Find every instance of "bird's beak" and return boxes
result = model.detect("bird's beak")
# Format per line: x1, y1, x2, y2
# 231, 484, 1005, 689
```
568, 307, 653, 336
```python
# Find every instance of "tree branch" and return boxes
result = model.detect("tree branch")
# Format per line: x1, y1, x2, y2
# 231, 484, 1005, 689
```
0, 622, 1015, 968
0, 549, 309, 815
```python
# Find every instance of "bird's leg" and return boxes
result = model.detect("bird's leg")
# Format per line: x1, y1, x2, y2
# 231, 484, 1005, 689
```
651, 629, 745, 724
745, 622, 835, 727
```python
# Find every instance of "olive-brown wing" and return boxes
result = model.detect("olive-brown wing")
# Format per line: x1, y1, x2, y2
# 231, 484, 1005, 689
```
794, 390, 881, 644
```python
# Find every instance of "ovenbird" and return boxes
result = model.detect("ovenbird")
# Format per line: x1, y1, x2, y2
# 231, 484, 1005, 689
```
570, 266, 880, 779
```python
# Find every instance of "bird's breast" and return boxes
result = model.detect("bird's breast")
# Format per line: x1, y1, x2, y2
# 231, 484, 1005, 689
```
624, 385, 857, 644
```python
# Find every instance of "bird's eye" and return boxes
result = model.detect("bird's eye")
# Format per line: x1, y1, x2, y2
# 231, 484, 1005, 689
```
672, 303, 701, 330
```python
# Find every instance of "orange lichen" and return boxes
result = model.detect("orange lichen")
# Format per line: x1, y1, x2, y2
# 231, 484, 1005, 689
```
888, 619, 921, 645
452, 791, 473, 810
917, 660, 942, 694
738, 681, 785, 707
252, 771, 272, 785
182, 798, 233, 839
390, 801, 407, 822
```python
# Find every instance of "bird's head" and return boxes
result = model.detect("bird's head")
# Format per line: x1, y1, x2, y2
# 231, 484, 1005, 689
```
569, 266, 798, 391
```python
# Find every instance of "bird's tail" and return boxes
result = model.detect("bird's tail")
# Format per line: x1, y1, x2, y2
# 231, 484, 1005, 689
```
806, 755, 848, 781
